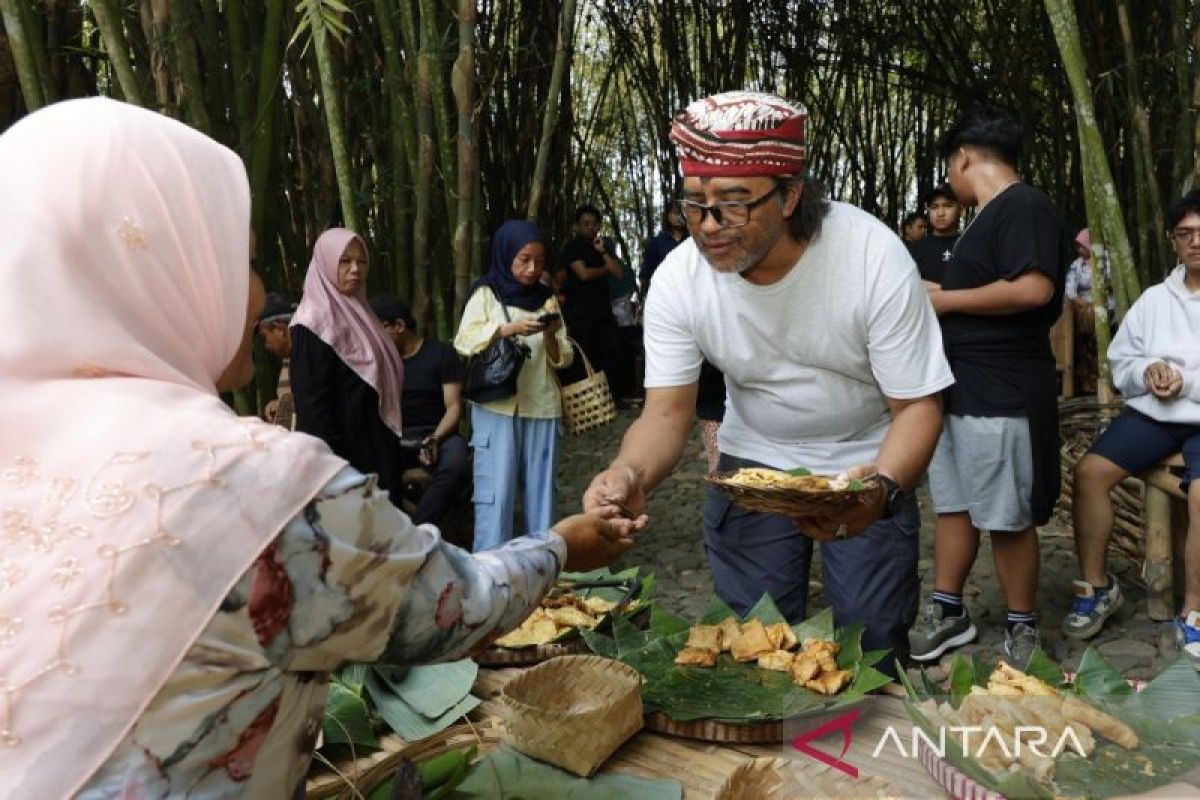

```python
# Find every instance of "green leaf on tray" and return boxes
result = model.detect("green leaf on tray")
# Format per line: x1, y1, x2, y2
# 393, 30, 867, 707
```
365, 670, 480, 742
947, 652, 978, 705
1023, 647, 1065, 688
323, 680, 379, 749
374, 660, 479, 719
785, 466, 812, 476
451, 746, 683, 799
1071, 647, 1130, 701
847, 479, 865, 491
586, 594, 890, 724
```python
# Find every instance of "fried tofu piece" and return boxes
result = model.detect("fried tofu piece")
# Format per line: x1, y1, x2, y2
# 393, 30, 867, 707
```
686, 624, 724, 652
549, 605, 600, 630
790, 653, 821, 684
805, 670, 852, 696
802, 639, 840, 657
717, 617, 742, 651
766, 622, 798, 650
675, 646, 719, 667
989, 661, 1057, 696
731, 619, 774, 662
814, 650, 838, 674
757, 649, 796, 671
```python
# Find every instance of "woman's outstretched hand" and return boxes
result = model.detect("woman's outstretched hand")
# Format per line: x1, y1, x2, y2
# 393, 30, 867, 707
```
552, 513, 636, 571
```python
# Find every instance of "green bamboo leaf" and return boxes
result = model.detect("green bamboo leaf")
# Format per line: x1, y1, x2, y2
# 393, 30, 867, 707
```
373, 660, 478, 719
1123, 656, 1200, 721
834, 621, 865, 668
792, 607, 835, 643
323, 680, 378, 749
580, 627, 618, 659
1072, 646, 1131, 701
947, 652, 978, 705
455, 746, 683, 798
860, 649, 889, 669
336, 662, 370, 694
648, 602, 690, 637
365, 671, 479, 741
699, 596, 738, 625
1023, 647, 1066, 688
896, 661, 922, 699
743, 593, 788, 625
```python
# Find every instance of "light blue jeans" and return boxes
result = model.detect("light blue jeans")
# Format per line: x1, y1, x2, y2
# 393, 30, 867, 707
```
470, 405, 561, 552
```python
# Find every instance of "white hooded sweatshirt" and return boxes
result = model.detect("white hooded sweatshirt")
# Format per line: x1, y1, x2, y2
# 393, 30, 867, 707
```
1109, 264, 1200, 423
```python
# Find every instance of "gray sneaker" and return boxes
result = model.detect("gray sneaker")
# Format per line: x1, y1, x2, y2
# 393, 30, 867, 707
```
1062, 576, 1123, 640
1003, 622, 1042, 668
909, 600, 978, 662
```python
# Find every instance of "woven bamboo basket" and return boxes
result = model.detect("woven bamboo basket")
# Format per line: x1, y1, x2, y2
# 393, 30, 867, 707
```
305, 720, 501, 799
706, 471, 883, 520
500, 654, 643, 776
561, 339, 617, 436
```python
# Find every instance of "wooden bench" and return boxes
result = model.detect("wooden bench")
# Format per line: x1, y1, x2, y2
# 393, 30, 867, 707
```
1142, 453, 1187, 620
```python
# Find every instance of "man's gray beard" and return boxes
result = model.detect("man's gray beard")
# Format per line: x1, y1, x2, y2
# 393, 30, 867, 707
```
704, 216, 783, 274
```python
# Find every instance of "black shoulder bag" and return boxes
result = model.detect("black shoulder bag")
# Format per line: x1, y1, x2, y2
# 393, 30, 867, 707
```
463, 287, 531, 403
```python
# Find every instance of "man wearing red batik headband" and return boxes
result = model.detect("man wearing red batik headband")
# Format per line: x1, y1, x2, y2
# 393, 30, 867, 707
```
583, 91, 954, 671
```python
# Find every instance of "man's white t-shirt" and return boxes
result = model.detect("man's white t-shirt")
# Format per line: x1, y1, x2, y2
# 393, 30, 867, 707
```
643, 201, 954, 473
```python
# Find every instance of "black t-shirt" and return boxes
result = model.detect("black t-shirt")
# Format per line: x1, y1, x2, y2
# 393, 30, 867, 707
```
560, 235, 613, 317
907, 233, 959, 285
401, 339, 464, 432
940, 183, 1071, 417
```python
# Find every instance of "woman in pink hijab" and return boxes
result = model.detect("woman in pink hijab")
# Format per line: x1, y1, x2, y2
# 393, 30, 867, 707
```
290, 228, 408, 504
0, 98, 633, 798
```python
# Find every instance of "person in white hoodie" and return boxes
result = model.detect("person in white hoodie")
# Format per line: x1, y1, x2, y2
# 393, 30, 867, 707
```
1068, 190, 1200, 664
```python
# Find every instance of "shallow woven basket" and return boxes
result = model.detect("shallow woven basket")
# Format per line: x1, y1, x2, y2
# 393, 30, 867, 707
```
706, 471, 882, 519
561, 339, 616, 436
501, 654, 643, 776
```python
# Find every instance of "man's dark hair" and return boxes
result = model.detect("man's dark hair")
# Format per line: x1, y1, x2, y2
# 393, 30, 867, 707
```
369, 294, 417, 329
574, 204, 602, 222
782, 176, 832, 243
925, 183, 958, 205
939, 106, 1023, 167
257, 292, 295, 325
1167, 190, 1200, 231
901, 211, 925, 229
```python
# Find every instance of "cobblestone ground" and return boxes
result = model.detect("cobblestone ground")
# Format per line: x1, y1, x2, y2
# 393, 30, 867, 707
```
555, 408, 1177, 681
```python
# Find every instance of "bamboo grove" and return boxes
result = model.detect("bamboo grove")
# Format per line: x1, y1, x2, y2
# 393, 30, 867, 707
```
2, 0, 1200, 339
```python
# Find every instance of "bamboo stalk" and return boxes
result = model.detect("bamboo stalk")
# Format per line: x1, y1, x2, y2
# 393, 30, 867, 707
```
451, 0, 477, 327
526, 0, 576, 221
90, 0, 143, 105
0, 0, 45, 110
306, 0, 359, 232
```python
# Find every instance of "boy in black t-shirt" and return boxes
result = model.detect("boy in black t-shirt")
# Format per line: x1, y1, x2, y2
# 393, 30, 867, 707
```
908, 108, 1070, 668
907, 184, 961, 286
371, 295, 470, 527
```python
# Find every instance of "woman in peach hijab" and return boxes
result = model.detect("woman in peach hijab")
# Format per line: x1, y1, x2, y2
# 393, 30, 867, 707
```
0, 98, 632, 798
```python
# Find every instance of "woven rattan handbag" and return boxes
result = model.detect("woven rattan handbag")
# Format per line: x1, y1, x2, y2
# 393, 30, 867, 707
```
560, 338, 617, 435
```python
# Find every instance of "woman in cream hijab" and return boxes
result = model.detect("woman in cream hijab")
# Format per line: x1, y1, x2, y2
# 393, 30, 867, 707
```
0, 98, 631, 798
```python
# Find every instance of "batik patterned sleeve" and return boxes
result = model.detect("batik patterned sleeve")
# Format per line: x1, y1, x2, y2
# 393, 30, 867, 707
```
233, 467, 565, 672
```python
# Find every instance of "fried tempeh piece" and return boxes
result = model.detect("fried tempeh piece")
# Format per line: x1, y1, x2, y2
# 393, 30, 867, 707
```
805, 670, 852, 696
790, 653, 821, 684
674, 646, 719, 667
1061, 696, 1139, 749
686, 624, 724, 652
757, 649, 796, 672
717, 617, 742, 651
732, 619, 774, 662
766, 622, 798, 651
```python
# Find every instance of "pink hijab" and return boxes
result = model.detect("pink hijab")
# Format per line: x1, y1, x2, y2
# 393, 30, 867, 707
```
0, 99, 345, 797
291, 229, 404, 434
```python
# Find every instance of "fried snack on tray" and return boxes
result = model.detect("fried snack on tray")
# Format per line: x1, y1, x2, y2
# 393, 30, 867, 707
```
674, 647, 719, 667
731, 619, 775, 662
717, 617, 742, 651
805, 669, 852, 696
724, 468, 854, 491
494, 590, 618, 648
757, 650, 796, 672
686, 624, 724, 652
766, 622, 798, 650
790, 653, 821, 683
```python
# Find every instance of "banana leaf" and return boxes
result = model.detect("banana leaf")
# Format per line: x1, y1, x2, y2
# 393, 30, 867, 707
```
322, 679, 379, 750
503, 566, 656, 648
364, 661, 480, 741
582, 594, 892, 724
450, 745, 683, 799
901, 647, 1200, 798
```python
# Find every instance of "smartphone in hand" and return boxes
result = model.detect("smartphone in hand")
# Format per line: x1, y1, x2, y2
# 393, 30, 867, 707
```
536, 312, 561, 325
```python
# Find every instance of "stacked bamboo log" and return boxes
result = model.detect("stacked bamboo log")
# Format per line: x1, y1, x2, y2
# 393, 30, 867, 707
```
1055, 397, 1146, 561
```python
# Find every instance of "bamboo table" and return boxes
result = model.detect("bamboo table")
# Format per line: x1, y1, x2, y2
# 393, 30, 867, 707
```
472, 667, 946, 798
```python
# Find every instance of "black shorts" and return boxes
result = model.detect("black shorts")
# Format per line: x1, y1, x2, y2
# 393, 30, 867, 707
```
1090, 407, 1200, 491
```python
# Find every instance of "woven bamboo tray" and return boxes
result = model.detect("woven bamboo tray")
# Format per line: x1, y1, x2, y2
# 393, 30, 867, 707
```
305, 720, 501, 799
501, 655, 643, 776
643, 700, 863, 744
706, 470, 882, 520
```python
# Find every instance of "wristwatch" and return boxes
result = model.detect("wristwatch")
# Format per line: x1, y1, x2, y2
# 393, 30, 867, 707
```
877, 474, 908, 520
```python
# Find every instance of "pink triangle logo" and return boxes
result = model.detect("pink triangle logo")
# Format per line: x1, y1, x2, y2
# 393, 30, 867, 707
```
790, 707, 860, 778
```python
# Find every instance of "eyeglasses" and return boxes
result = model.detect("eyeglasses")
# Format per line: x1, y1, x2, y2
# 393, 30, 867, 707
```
675, 183, 783, 228
1172, 227, 1200, 244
